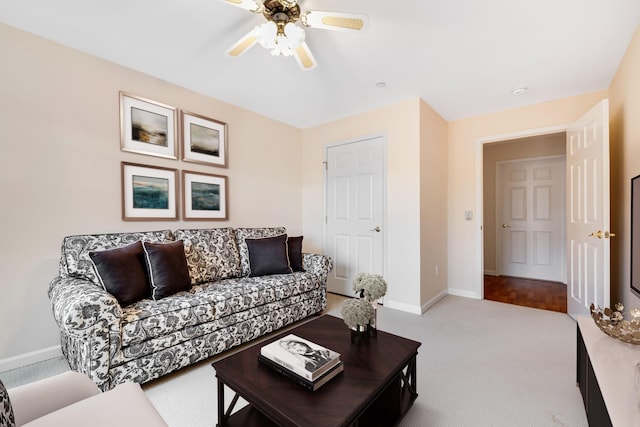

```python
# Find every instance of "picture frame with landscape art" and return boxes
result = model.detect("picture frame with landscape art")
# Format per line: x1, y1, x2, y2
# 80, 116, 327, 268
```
181, 111, 227, 167
121, 162, 178, 221
182, 170, 228, 220
120, 92, 178, 159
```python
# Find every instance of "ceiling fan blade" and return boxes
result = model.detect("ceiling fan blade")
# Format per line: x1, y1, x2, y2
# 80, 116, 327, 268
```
301, 11, 369, 31
293, 41, 317, 70
225, 28, 259, 57
222, 0, 264, 13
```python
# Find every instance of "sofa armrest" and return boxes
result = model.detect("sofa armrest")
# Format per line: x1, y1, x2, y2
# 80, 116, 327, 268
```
302, 253, 333, 280
48, 276, 122, 337
9, 371, 100, 426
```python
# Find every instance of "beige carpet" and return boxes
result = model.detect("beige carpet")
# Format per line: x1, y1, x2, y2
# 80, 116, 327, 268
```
142, 294, 588, 426
1, 294, 589, 426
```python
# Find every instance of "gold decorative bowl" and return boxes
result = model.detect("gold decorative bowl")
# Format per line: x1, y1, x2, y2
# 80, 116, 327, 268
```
590, 303, 640, 345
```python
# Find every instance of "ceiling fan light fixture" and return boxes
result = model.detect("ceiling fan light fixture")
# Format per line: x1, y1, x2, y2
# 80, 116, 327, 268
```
223, 0, 367, 70
256, 21, 305, 57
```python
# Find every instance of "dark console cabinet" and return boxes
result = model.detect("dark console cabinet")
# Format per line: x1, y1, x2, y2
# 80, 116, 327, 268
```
577, 326, 612, 427
576, 316, 640, 426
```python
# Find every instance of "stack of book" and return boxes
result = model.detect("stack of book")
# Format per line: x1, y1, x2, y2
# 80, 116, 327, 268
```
259, 334, 343, 391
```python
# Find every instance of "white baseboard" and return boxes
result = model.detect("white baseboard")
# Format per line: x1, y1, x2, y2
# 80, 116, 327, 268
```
384, 299, 423, 315
448, 288, 481, 300
421, 289, 448, 314
484, 270, 497, 276
0, 346, 62, 373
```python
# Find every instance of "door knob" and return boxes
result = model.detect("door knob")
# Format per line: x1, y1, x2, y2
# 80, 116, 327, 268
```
502, 224, 511, 228
588, 230, 616, 239
370, 226, 381, 232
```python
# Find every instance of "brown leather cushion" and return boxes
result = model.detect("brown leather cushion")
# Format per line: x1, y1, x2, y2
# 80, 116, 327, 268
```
89, 241, 150, 306
246, 234, 292, 277
287, 236, 305, 272
143, 240, 191, 300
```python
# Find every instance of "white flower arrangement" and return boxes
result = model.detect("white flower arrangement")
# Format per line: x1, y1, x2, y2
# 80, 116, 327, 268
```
352, 272, 387, 302
341, 273, 388, 330
341, 298, 375, 329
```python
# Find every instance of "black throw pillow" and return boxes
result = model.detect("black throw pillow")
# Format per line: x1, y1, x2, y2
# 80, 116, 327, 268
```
143, 240, 192, 300
287, 236, 305, 272
89, 241, 150, 307
246, 234, 292, 277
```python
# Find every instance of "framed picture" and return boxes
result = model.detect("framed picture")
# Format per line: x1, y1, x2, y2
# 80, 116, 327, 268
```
182, 170, 228, 220
121, 162, 178, 221
120, 92, 178, 159
181, 111, 227, 167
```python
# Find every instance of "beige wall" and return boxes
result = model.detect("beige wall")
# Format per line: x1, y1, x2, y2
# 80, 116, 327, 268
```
447, 90, 608, 297
609, 24, 640, 307
300, 98, 448, 313
301, 98, 424, 313
0, 24, 303, 363
483, 133, 566, 273
419, 100, 449, 306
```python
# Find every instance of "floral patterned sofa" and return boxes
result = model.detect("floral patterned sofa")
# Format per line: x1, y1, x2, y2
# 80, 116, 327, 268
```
48, 227, 332, 391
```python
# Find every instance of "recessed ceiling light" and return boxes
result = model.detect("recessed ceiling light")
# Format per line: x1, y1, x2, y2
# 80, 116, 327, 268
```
376, 82, 386, 88
511, 86, 527, 96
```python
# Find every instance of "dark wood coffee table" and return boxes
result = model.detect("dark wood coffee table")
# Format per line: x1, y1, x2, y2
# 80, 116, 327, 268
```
212, 314, 421, 427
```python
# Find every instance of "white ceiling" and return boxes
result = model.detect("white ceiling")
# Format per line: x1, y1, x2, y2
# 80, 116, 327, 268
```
1, 0, 639, 129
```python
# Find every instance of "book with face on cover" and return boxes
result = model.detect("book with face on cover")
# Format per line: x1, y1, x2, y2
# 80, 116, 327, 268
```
260, 334, 341, 381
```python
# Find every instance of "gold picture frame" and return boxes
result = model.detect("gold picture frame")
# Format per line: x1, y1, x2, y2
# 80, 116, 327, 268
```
181, 111, 227, 167
120, 92, 178, 159
121, 162, 178, 221
182, 170, 228, 220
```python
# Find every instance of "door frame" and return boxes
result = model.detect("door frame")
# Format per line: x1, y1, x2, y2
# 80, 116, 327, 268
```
475, 125, 567, 299
494, 154, 567, 280
323, 133, 389, 293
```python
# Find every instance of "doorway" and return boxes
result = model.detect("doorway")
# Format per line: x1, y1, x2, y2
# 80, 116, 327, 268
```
324, 135, 386, 297
482, 133, 567, 310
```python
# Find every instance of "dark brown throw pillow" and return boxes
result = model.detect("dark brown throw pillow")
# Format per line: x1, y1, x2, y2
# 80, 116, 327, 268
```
143, 240, 192, 300
287, 235, 305, 272
246, 234, 292, 277
89, 241, 150, 307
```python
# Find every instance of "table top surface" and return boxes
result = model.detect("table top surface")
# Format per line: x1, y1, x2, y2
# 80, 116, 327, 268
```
213, 314, 421, 427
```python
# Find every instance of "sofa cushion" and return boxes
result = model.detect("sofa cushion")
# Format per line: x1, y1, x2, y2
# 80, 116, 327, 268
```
88, 241, 150, 306
143, 241, 191, 300
174, 228, 241, 283
234, 227, 287, 276
246, 234, 292, 277
60, 230, 175, 285
0, 379, 15, 427
118, 270, 322, 348
287, 236, 304, 272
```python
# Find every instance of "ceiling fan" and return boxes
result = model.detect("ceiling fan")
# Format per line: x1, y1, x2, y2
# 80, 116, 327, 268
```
222, 0, 369, 70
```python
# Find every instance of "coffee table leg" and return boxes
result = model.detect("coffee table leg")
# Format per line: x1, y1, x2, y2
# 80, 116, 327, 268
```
217, 378, 243, 427
217, 378, 226, 427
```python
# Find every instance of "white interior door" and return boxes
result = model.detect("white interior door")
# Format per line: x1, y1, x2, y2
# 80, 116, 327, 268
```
325, 136, 385, 297
498, 157, 565, 281
567, 99, 611, 319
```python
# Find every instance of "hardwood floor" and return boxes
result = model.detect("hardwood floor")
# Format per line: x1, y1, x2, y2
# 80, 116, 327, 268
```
484, 275, 567, 313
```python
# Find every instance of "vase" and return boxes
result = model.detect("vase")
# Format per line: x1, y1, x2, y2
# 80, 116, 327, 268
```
368, 303, 377, 337
350, 325, 369, 345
